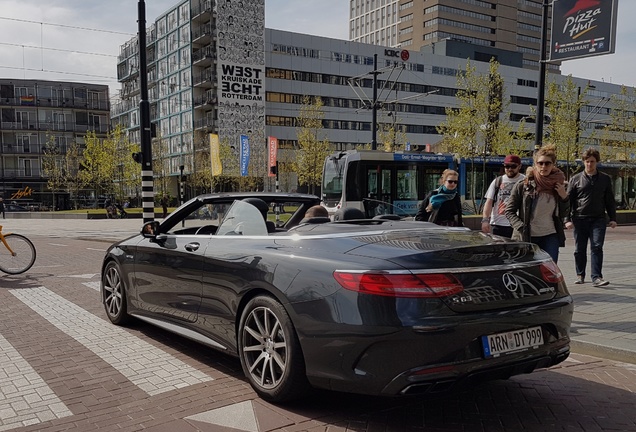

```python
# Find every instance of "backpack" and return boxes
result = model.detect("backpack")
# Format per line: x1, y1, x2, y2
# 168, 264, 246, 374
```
491, 176, 504, 206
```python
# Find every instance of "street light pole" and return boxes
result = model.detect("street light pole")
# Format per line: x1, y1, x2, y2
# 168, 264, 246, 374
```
138, 0, 154, 222
534, 0, 550, 152
371, 54, 379, 150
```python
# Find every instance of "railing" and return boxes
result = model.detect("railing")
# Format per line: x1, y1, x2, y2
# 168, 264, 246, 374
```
192, 22, 215, 41
191, 0, 212, 18
193, 70, 216, 86
194, 118, 217, 130
0, 97, 109, 110
192, 46, 215, 63
1, 168, 43, 178
0, 121, 110, 133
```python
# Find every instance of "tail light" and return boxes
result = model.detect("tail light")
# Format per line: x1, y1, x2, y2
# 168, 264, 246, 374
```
540, 261, 563, 284
333, 271, 463, 298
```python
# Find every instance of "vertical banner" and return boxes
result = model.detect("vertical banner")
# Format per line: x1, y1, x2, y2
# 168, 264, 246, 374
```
209, 134, 223, 176
268, 136, 278, 177
240, 134, 250, 177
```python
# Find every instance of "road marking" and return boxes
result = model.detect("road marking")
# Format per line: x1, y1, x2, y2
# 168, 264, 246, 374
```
82, 281, 100, 291
10, 287, 213, 396
47, 243, 68, 247
57, 273, 98, 279
0, 334, 72, 430
86, 248, 107, 252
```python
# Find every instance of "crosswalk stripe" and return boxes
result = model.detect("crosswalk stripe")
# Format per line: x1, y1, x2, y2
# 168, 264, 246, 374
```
82, 281, 101, 291
10, 287, 213, 396
0, 334, 72, 431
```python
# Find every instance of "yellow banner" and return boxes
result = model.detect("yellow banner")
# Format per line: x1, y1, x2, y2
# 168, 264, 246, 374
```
209, 133, 222, 176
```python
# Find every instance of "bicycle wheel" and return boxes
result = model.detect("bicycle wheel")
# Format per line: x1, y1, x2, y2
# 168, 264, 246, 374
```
0, 233, 36, 275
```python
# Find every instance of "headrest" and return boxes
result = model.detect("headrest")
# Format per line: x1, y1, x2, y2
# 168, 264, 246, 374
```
333, 207, 365, 221
242, 197, 269, 219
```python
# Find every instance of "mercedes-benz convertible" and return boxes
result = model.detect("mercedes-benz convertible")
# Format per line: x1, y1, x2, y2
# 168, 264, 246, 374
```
101, 192, 572, 402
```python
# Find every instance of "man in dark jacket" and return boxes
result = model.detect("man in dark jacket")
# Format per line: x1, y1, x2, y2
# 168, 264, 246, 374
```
565, 148, 617, 287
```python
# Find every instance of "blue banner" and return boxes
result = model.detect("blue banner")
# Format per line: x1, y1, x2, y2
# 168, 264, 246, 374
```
240, 135, 250, 176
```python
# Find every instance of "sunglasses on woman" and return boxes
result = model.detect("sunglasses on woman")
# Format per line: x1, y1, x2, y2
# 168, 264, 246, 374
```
446, 179, 458, 184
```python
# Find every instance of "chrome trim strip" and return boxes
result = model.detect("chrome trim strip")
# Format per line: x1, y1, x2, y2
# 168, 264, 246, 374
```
130, 313, 227, 350
335, 260, 551, 274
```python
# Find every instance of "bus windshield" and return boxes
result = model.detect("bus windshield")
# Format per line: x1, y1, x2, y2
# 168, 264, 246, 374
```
321, 155, 344, 205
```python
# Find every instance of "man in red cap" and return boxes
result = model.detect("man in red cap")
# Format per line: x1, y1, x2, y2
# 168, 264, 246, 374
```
481, 154, 525, 238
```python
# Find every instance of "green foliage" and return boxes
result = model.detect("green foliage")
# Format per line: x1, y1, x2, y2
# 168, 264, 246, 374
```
294, 96, 332, 194
377, 110, 408, 152
602, 85, 636, 208
437, 59, 515, 157
79, 130, 118, 201
545, 75, 588, 177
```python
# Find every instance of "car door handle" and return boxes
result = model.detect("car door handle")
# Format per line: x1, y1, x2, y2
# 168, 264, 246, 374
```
185, 242, 200, 252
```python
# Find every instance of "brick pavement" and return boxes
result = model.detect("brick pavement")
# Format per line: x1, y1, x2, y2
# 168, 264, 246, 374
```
1, 218, 636, 431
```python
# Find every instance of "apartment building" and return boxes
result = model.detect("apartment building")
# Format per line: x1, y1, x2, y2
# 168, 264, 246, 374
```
0, 79, 110, 208
349, 0, 557, 71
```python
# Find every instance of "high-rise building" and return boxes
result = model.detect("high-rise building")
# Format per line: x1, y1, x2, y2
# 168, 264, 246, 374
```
349, 0, 556, 70
0, 79, 110, 208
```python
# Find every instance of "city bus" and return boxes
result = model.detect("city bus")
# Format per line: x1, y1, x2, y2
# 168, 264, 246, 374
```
321, 149, 635, 218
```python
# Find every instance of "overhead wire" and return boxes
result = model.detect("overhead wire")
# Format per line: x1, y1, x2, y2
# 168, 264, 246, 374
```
0, 15, 132, 87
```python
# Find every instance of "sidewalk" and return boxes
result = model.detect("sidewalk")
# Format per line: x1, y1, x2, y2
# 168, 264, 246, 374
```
4, 217, 636, 363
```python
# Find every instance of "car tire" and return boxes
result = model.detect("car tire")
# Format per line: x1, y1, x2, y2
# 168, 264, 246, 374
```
102, 261, 130, 325
238, 296, 309, 402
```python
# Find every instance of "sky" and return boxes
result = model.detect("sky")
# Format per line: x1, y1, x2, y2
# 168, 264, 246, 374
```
0, 0, 634, 99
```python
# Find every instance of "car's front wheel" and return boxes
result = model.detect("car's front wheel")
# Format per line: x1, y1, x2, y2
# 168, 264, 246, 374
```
102, 261, 130, 325
238, 296, 309, 402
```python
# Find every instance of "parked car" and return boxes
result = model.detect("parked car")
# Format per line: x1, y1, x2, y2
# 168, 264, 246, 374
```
5, 203, 28, 212
100, 192, 573, 402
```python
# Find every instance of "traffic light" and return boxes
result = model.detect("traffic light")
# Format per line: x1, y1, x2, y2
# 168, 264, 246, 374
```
132, 152, 143, 164
270, 165, 277, 175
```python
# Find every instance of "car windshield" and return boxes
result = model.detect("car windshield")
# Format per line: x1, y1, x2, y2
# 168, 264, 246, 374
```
216, 200, 268, 236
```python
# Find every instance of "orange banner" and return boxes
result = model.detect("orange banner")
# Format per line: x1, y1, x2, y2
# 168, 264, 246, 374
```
268, 136, 278, 177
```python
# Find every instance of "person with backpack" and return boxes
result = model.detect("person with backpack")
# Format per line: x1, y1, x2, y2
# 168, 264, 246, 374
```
481, 154, 525, 238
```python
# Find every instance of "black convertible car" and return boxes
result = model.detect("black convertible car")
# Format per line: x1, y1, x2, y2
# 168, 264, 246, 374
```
101, 192, 573, 402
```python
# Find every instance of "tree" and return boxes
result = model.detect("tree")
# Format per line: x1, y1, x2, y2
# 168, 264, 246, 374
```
545, 75, 588, 179
602, 85, 636, 208
64, 140, 83, 210
377, 110, 408, 152
294, 95, 331, 194
437, 59, 514, 213
41, 137, 66, 210
79, 130, 117, 206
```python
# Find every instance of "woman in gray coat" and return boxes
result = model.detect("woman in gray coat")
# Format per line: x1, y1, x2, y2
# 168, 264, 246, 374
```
505, 144, 569, 263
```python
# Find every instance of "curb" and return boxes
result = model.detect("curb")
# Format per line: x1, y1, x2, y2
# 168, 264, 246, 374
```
570, 339, 636, 365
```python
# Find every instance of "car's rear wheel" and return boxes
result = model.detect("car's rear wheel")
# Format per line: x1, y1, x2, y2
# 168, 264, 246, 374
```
102, 261, 130, 325
238, 296, 309, 402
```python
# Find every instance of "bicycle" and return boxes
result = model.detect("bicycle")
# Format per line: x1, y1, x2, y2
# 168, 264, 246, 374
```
0, 225, 36, 275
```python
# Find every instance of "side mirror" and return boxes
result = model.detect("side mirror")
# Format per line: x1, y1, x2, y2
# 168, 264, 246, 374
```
141, 221, 160, 237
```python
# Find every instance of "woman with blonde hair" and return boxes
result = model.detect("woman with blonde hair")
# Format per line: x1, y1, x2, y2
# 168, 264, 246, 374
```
505, 144, 569, 262
415, 169, 463, 226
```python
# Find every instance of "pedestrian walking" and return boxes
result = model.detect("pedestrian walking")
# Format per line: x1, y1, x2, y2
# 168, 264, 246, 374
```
161, 194, 169, 218
565, 147, 617, 287
505, 144, 569, 263
415, 169, 463, 227
481, 154, 525, 238
0, 197, 5, 219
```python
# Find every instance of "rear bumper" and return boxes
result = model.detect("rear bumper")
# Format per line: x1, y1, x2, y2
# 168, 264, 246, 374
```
300, 296, 573, 396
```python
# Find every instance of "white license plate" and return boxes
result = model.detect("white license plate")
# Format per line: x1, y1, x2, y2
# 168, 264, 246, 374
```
482, 326, 544, 358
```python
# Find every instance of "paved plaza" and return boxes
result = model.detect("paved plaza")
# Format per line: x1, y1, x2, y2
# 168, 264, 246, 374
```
1, 216, 636, 431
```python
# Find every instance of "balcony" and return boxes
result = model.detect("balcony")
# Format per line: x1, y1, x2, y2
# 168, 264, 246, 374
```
192, 22, 215, 44
191, 0, 212, 21
192, 46, 215, 66
193, 69, 216, 88
194, 118, 217, 131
